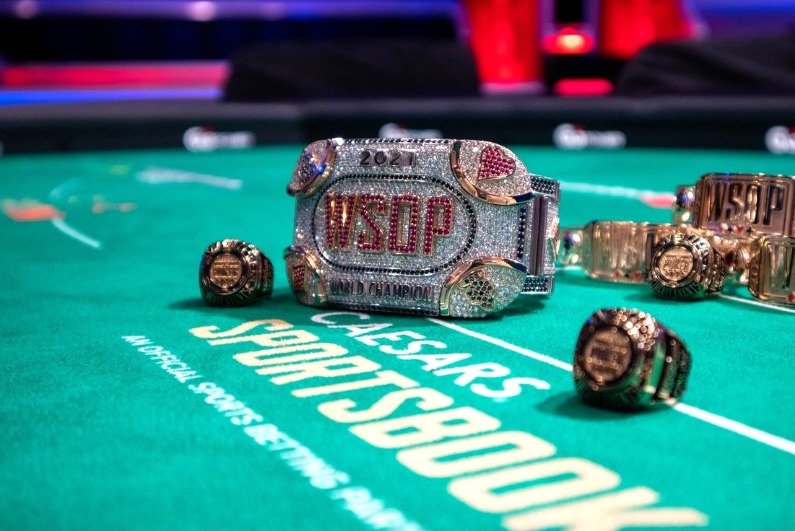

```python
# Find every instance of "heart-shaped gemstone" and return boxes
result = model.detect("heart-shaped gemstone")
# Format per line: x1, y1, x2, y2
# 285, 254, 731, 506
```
478, 146, 515, 181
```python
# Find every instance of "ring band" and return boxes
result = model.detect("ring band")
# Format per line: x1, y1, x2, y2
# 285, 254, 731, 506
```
199, 239, 273, 306
285, 138, 560, 317
572, 308, 692, 409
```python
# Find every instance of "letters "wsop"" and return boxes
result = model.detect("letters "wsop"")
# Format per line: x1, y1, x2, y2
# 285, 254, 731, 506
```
324, 193, 454, 255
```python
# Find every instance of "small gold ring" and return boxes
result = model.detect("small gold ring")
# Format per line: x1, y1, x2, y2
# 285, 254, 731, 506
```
573, 308, 691, 409
199, 239, 273, 306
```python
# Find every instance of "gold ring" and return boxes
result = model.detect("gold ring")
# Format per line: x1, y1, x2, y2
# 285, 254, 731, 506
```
573, 308, 691, 409
648, 232, 726, 299
199, 239, 273, 306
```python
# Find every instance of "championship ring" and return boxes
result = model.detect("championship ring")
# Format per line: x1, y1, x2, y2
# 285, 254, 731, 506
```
285, 138, 560, 318
748, 235, 795, 306
573, 308, 691, 409
199, 239, 273, 306
648, 232, 726, 299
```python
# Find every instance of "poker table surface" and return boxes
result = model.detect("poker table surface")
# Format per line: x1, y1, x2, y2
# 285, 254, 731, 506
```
2, 144, 794, 531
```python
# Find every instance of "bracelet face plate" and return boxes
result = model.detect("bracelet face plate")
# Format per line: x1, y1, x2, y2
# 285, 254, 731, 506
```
748, 235, 795, 305
285, 138, 560, 317
690, 173, 795, 237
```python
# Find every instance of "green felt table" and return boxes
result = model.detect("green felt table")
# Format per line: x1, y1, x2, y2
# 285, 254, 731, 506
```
1, 145, 793, 531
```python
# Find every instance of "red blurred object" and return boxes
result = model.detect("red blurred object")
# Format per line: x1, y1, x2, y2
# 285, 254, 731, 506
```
541, 27, 595, 55
463, 0, 541, 87
2, 201, 63, 222
599, 0, 695, 60
1, 62, 227, 88
553, 78, 613, 96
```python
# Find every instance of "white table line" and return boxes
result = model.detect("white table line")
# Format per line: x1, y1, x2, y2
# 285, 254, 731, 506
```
427, 318, 795, 457
559, 180, 673, 201
51, 218, 102, 250
428, 318, 573, 372
47, 178, 103, 250
718, 293, 795, 314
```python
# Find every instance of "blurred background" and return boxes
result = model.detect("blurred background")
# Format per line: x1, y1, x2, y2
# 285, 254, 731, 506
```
1, 0, 794, 152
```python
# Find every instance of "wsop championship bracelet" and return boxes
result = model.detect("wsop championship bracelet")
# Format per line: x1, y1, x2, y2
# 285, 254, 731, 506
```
674, 172, 795, 237
559, 221, 682, 283
285, 138, 560, 318
673, 172, 795, 305
573, 308, 691, 410
559, 222, 726, 299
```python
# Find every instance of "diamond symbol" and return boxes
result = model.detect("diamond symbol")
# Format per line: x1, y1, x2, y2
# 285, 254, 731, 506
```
291, 265, 305, 292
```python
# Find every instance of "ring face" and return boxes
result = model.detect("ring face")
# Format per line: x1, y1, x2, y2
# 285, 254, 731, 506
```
208, 253, 243, 289
579, 325, 634, 385
655, 245, 695, 283
286, 138, 560, 317
649, 233, 726, 299
748, 235, 795, 305
690, 173, 795, 237
200, 239, 272, 306
573, 308, 692, 409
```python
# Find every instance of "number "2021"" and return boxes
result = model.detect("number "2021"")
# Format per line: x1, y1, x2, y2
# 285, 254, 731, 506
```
359, 149, 417, 167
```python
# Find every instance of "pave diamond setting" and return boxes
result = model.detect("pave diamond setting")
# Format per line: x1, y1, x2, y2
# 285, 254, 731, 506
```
286, 138, 560, 316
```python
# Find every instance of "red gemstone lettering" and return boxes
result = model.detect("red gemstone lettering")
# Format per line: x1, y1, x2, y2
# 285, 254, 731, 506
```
388, 195, 420, 254
423, 197, 454, 254
325, 194, 358, 250
356, 194, 386, 252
